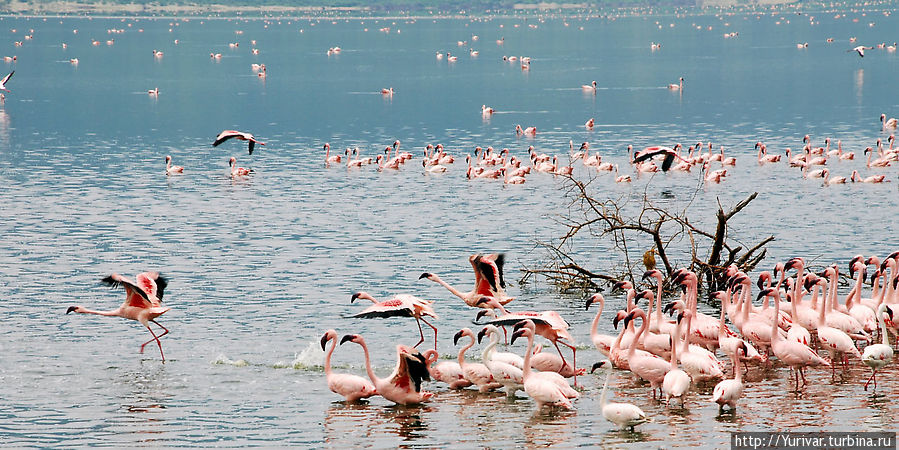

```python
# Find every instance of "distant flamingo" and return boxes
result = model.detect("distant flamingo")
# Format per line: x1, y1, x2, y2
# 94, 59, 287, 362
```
582, 80, 597, 92
849, 45, 873, 57
510, 320, 578, 409
850, 170, 887, 183
481, 104, 494, 116
340, 334, 433, 405
350, 291, 438, 350
323, 143, 341, 165
228, 157, 252, 177
66, 272, 170, 362
165, 155, 183, 175
668, 77, 684, 90
320, 329, 378, 402
592, 360, 647, 430
213, 130, 265, 155
862, 304, 894, 391
515, 124, 537, 136
585, 118, 595, 130
147, 87, 159, 96
882, 113, 898, 131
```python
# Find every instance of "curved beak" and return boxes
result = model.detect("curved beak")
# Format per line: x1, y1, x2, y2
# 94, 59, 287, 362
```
320, 333, 329, 351
477, 327, 488, 344
590, 361, 607, 373
66, 306, 77, 314
453, 330, 465, 346
510, 328, 525, 345
662, 302, 675, 316
350, 292, 361, 303
475, 310, 491, 323
757, 288, 773, 301
339, 335, 355, 345
418, 272, 431, 280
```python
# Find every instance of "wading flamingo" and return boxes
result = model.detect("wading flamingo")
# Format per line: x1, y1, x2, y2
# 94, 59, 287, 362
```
66, 272, 170, 362
421, 349, 472, 389
592, 360, 647, 430
862, 304, 894, 391
510, 320, 578, 409
662, 312, 691, 406
350, 292, 438, 350
453, 328, 501, 392
320, 329, 377, 402
228, 157, 252, 177
712, 343, 745, 412
212, 130, 265, 155
340, 334, 432, 405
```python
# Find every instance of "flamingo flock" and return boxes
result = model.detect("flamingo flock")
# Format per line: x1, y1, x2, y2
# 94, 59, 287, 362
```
315, 250, 899, 431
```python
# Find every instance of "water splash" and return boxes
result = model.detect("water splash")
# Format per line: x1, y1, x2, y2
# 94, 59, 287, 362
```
212, 354, 250, 367
274, 341, 323, 370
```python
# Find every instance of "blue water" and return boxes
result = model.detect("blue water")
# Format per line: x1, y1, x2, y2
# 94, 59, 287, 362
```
0, 7, 898, 447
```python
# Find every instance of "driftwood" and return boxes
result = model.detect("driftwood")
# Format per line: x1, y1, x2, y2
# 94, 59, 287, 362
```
521, 175, 774, 295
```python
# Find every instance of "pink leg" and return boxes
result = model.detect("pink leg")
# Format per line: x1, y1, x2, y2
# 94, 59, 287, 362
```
555, 340, 579, 386
420, 317, 438, 351
864, 371, 876, 390
140, 321, 167, 362
413, 318, 426, 348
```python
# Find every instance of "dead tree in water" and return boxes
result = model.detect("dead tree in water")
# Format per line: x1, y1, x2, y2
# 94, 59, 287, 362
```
520, 176, 774, 295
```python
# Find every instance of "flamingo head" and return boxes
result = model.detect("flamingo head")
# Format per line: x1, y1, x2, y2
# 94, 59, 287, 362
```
882, 113, 887, 122
635, 289, 652, 304
510, 321, 534, 345
65, 306, 81, 314
590, 360, 609, 373
320, 330, 336, 350
228, 157, 236, 165
585, 293, 604, 311
784, 257, 805, 272
885, 305, 894, 320
165, 155, 172, 162
662, 302, 677, 316
642, 269, 661, 281
418, 272, 434, 281
339, 334, 362, 345
453, 329, 467, 345
324, 143, 330, 150
612, 310, 627, 329
756, 288, 775, 302
475, 309, 494, 323
709, 291, 726, 302
350, 291, 374, 303
612, 280, 632, 292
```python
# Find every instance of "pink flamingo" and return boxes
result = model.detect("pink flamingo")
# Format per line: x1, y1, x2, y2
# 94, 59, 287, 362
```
881, 113, 898, 131
661, 312, 690, 406
212, 130, 265, 155
515, 124, 537, 136
712, 343, 745, 411
623, 308, 670, 399
862, 304, 894, 391
320, 329, 377, 402
66, 272, 170, 362
228, 157, 252, 177
340, 334, 433, 405
586, 293, 615, 356
453, 328, 501, 392
756, 143, 781, 164
323, 143, 341, 165
165, 155, 183, 175
763, 287, 831, 388
510, 320, 578, 409
350, 292, 438, 350
486, 308, 581, 384
481, 105, 494, 116
851, 170, 887, 183
581, 80, 597, 91
813, 276, 861, 373
592, 360, 647, 430
585, 118, 595, 130
421, 349, 472, 389
668, 77, 684, 90
420, 253, 514, 308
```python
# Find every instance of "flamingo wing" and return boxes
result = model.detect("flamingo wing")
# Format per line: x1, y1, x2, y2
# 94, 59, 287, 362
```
248, 140, 256, 155
212, 130, 239, 147
397, 351, 431, 392
101, 274, 152, 308
486, 312, 550, 327
2, 70, 13, 85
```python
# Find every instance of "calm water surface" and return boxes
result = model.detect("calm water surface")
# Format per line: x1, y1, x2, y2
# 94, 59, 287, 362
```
1, 7, 898, 447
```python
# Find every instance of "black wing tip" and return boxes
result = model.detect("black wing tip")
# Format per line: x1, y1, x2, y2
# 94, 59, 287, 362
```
155, 275, 168, 299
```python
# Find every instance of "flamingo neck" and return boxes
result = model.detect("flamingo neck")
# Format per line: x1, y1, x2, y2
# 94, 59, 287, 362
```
771, 292, 781, 342
733, 350, 743, 383
73, 307, 122, 317
654, 277, 664, 324
599, 365, 611, 408
669, 317, 680, 370
457, 336, 474, 366
324, 338, 336, 375
358, 339, 380, 386
877, 306, 890, 346
431, 274, 470, 302
589, 303, 603, 342
681, 313, 693, 354
817, 284, 827, 326
521, 332, 534, 379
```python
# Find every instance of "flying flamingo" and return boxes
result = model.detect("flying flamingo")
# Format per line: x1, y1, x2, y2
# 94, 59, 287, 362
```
320, 329, 378, 402
419, 253, 514, 308
848, 45, 873, 57
350, 292, 438, 350
66, 272, 170, 362
212, 130, 265, 155
323, 143, 341, 165
510, 320, 578, 409
862, 304, 894, 391
339, 334, 433, 405
228, 157, 252, 177
592, 360, 647, 430
0, 70, 13, 92
165, 155, 183, 175
453, 328, 501, 392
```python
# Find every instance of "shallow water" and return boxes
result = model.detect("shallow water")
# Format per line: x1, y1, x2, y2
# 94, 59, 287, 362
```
1, 7, 898, 447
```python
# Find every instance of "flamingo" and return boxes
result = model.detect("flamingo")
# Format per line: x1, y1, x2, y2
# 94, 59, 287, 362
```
711, 343, 745, 412
862, 304, 894, 391
421, 349, 472, 389
481, 104, 494, 116
380, 87, 394, 95
585, 118, 595, 130
668, 77, 684, 90
502, 167, 526, 184
515, 124, 537, 136
763, 287, 831, 388
423, 160, 448, 173
65, 272, 170, 362
228, 157, 252, 177
510, 320, 578, 409
850, 170, 887, 183
453, 328, 501, 393
350, 292, 438, 350
477, 325, 524, 368
0, 70, 13, 93
477, 325, 523, 396
487, 309, 581, 384
164, 155, 183, 175
586, 293, 616, 356
881, 113, 898, 131
147, 87, 159, 96
339, 334, 433, 405
320, 330, 378, 402
849, 45, 873, 57
212, 130, 265, 155
813, 276, 861, 372
420, 253, 514, 308
623, 308, 671, 398
592, 360, 647, 430
661, 311, 691, 406
581, 80, 597, 92
323, 143, 341, 165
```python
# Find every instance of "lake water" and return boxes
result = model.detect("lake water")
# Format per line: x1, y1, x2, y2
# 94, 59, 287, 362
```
1, 6, 898, 447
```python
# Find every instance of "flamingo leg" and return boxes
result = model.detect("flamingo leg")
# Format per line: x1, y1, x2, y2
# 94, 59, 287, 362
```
413, 318, 426, 348
140, 322, 166, 362
554, 340, 579, 386
864, 370, 877, 391
419, 316, 438, 351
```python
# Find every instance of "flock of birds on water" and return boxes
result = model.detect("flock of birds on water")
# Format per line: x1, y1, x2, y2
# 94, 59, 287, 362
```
67, 251, 899, 430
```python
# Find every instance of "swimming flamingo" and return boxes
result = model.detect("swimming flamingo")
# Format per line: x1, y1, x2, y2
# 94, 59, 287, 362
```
66, 272, 170, 362
515, 124, 537, 136
668, 77, 684, 90
339, 334, 433, 405
481, 105, 494, 116
147, 87, 159, 96
585, 118, 595, 130
165, 155, 183, 175
323, 143, 341, 165
213, 130, 265, 155
592, 360, 647, 430
421, 349, 472, 389
228, 157, 252, 177
882, 113, 898, 131
510, 320, 578, 409
320, 330, 378, 402
582, 80, 597, 92
350, 292, 438, 350
850, 170, 887, 183
502, 167, 525, 184
862, 304, 894, 391
380, 87, 394, 95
